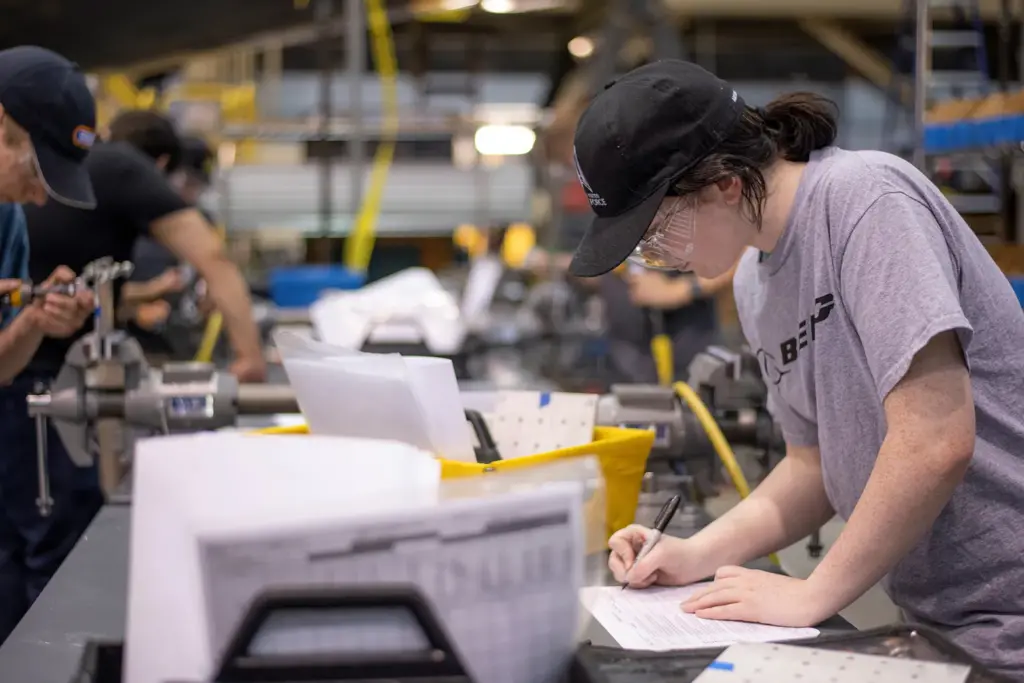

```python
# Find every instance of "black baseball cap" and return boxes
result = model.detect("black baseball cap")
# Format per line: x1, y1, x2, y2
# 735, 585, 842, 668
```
0, 46, 97, 209
568, 60, 746, 277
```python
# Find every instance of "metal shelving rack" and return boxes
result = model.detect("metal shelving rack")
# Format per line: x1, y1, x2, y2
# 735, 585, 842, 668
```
914, 0, 1024, 242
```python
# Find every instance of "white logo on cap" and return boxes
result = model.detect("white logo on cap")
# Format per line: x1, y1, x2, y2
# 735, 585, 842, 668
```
573, 145, 606, 207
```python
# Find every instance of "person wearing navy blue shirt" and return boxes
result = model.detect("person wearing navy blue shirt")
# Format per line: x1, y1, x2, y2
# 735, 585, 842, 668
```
0, 46, 97, 643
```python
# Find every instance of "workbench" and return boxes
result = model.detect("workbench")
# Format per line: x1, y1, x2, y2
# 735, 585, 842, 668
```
0, 388, 849, 683
0, 505, 129, 683
0, 494, 854, 683
0, 502, 622, 683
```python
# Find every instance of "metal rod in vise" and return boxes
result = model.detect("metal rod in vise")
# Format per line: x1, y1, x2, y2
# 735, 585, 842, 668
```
235, 384, 300, 415
29, 386, 54, 517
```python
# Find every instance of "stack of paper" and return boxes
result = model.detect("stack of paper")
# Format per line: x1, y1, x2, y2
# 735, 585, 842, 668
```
580, 584, 820, 651
124, 432, 442, 683
310, 267, 467, 354
276, 330, 475, 462
125, 432, 585, 683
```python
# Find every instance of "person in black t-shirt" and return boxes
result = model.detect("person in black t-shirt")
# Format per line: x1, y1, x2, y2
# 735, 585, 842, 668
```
23, 111, 265, 380
118, 134, 218, 355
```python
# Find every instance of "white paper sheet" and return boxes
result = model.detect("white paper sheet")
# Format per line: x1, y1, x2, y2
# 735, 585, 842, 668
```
275, 330, 475, 462
460, 255, 504, 331
580, 585, 819, 651
695, 642, 970, 683
124, 432, 442, 683
198, 482, 586, 683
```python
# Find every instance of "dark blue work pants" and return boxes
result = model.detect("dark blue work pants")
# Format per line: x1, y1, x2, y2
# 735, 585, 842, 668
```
0, 373, 104, 643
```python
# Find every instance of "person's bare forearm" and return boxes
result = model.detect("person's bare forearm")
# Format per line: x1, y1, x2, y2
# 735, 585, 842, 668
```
120, 280, 166, 305
696, 261, 739, 297
807, 433, 970, 614
199, 258, 262, 361
807, 331, 973, 616
0, 313, 44, 383
688, 449, 834, 574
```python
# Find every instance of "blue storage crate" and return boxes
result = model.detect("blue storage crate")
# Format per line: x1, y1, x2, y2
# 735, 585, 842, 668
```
268, 266, 366, 308
1009, 277, 1024, 309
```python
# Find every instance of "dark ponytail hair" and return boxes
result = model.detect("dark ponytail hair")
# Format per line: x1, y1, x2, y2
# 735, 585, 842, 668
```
761, 93, 839, 162
674, 92, 839, 227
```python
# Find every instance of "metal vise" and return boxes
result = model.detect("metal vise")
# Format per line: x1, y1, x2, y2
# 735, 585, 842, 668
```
595, 346, 783, 497
25, 257, 298, 515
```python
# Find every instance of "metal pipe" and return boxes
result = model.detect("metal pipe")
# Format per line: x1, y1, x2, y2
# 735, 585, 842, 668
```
912, 0, 929, 170
999, 0, 1017, 242
317, 0, 335, 238
235, 383, 300, 415
271, 308, 313, 326
94, 393, 127, 418
347, 0, 366, 231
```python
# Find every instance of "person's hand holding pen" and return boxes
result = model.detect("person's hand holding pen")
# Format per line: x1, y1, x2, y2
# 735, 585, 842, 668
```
609, 496, 716, 589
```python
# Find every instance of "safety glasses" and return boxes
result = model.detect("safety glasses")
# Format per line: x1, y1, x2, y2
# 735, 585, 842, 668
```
628, 194, 697, 271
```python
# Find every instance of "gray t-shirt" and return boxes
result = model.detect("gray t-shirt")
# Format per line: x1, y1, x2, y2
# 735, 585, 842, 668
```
734, 147, 1024, 678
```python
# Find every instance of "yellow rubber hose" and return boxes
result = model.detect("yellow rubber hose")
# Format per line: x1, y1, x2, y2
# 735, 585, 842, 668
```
194, 224, 227, 363
648, 309, 674, 387
342, 0, 399, 273
673, 381, 781, 567
194, 311, 223, 363
651, 334, 674, 386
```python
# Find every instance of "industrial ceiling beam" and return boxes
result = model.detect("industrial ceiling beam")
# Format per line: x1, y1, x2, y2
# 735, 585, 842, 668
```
798, 18, 910, 105
111, 8, 413, 78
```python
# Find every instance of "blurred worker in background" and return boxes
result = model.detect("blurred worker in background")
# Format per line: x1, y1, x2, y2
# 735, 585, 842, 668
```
604, 264, 736, 383
30, 108, 264, 381
534, 80, 735, 383
120, 134, 218, 355
0, 46, 102, 643
573, 60, 1024, 678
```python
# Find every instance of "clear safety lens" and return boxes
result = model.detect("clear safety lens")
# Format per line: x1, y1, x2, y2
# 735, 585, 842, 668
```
628, 195, 697, 271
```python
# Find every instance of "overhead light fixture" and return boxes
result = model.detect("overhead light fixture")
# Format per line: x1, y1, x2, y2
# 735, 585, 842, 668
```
474, 124, 536, 156
568, 36, 594, 59
480, 0, 573, 12
440, 0, 479, 9
480, 0, 514, 12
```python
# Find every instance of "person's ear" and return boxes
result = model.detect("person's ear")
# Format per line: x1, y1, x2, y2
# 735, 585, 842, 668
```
155, 154, 170, 170
715, 176, 743, 206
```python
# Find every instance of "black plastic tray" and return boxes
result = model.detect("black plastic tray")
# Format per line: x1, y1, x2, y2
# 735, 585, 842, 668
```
570, 624, 1014, 683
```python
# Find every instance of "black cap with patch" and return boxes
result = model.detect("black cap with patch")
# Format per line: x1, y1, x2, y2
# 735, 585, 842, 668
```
568, 59, 746, 277
0, 46, 97, 209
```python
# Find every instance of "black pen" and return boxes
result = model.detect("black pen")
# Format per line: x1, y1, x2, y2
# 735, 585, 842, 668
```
622, 494, 682, 589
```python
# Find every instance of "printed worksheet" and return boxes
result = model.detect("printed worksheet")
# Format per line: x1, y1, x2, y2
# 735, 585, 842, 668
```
695, 642, 969, 683
200, 483, 585, 683
580, 584, 819, 651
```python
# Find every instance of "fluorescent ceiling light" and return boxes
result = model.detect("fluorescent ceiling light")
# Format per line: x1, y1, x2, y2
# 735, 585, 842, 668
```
568, 35, 594, 59
474, 124, 536, 156
481, 0, 514, 12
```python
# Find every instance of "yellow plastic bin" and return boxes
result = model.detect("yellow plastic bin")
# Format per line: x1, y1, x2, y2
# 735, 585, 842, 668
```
255, 424, 654, 542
